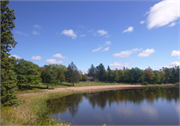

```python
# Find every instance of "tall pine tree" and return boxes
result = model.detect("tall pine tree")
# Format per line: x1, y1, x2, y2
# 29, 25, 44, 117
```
1, 0, 18, 106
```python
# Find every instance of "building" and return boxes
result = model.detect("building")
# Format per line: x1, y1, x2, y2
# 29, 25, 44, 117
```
86, 76, 99, 81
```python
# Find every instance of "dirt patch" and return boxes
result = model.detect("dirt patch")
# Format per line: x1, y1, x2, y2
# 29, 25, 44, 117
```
17, 85, 142, 96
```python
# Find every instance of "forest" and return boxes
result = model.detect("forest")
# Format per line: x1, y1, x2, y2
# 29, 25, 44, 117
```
10, 57, 180, 89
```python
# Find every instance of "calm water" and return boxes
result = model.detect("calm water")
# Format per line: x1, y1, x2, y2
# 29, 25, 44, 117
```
47, 87, 179, 125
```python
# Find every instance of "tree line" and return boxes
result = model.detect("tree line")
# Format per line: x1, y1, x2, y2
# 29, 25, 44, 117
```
10, 57, 81, 89
86, 64, 179, 84
9, 57, 180, 91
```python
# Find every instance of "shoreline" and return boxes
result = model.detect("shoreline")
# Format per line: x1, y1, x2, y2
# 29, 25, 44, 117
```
18, 84, 176, 96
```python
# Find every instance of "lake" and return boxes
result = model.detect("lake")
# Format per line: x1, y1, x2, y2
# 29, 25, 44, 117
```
47, 87, 179, 125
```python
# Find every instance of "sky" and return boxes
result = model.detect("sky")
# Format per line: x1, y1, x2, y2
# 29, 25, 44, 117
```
8, 0, 180, 73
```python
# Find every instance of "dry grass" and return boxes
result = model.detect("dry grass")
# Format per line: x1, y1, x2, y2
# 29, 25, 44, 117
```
1, 91, 74, 125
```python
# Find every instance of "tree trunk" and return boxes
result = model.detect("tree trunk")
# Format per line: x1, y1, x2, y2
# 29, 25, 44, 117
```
46, 83, 49, 89
73, 83, 74, 86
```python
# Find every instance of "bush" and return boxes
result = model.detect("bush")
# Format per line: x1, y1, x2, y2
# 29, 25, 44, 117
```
143, 82, 148, 85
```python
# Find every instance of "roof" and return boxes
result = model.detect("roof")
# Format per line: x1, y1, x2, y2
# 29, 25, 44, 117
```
87, 76, 94, 79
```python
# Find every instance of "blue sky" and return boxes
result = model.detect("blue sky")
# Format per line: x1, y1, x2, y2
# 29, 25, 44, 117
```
9, 0, 180, 73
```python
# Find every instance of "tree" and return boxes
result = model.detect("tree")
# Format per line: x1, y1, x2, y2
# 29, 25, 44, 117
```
153, 70, 161, 84
1, 0, 19, 106
82, 74, 88, 81
123, 69, 130, 82
55, 64, 67, 84
88, 64, 95, 76
13, 59, 42, 89
98, 63, 106, 81
107, 65, 111, 71
143, 68, 155, 83
41, 64, 58, 88
160, 70, 165, 83
66, 62, 80, 86
118, 69, 124, 82
79, 71, 83, 81
134, 67, 143, 83
113, 69, 119, 82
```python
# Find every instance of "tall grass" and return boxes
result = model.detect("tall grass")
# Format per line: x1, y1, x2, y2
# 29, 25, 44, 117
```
1, 91, 74, 125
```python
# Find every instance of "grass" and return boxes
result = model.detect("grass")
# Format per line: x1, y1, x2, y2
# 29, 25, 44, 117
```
1, 90, 75, 125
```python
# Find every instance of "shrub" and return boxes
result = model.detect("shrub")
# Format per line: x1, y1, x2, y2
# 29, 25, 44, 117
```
143, 82, 148, 85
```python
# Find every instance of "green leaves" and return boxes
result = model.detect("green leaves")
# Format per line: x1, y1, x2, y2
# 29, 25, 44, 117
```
66, 62, 80, 86
10, 59, 42, 89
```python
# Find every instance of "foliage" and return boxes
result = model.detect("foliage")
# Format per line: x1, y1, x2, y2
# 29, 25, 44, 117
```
66, 62, 80, 86
40, 64, 58, 88
88, 64, 96, 76
82, 74, 88, 81
143, 67, 155, 83
11, 59, 42, 89
54, 64, 67, 84
96, 63, 106, 81
1, 0, 18, 106
143, 81, 148, 85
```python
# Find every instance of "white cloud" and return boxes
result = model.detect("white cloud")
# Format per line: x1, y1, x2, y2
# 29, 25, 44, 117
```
15, 31, 29, 36
109, 61, 133, 68
138, 49, 155, 57
80, 34, 86, 37
33, 24, 41, 29
53, 53, 69, 59
143, 11, 149, 16
168, 22, 176, 27
163, 61, 180, 68
32, 30, 40, 35
61, 29, 77, 39
171, 61, 180, 66
92, 47, 102, 52
123, 27, 133, 33
31, 56, 42, 60
113, 48, 142, 58
45, 59, 64, 64
146, 0, 180, 29
154, 61, 180, 70
140, 21, 145, 24
171, 50, 180, 56
97, 29, 108, 36
9, 54, 21, 59
103, 47, 109, 52
105, 41, 111, 45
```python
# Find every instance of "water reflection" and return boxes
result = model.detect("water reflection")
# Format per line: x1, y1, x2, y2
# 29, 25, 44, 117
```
47, 87, 179, 125
84, 87, 179, 109
47, 94, 83, 117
